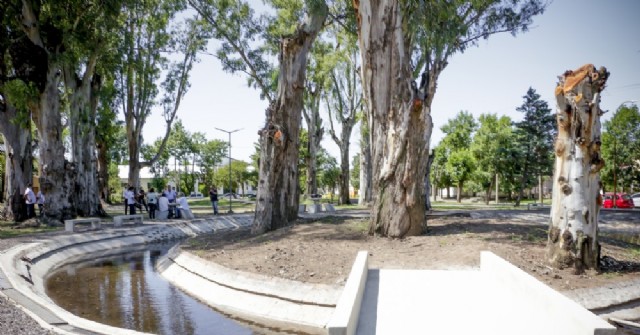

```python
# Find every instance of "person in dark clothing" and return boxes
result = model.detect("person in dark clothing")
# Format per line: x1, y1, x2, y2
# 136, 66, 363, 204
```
209, 187, 219, 215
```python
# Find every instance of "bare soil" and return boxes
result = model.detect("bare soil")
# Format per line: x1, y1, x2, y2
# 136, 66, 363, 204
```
183, 212, 640, 292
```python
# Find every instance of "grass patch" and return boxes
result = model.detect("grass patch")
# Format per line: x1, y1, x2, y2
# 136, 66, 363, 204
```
0, 220, 58, 239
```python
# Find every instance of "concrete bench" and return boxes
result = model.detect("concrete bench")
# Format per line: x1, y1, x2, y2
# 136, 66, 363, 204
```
113, 214, 144, 227
298, 204, 306, 213
527, 203, 549, 210
324, 203, 336, 213
64, 218, 102, 232
180, 208, 195, 220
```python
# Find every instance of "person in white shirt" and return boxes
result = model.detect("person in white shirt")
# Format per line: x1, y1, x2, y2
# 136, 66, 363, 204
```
176, 192, 194, 219
157, 192, 169, 219
24, 183, 37, 219
125, 186, 136, 215
147, 188, 158, 219
36, 190, 45, 216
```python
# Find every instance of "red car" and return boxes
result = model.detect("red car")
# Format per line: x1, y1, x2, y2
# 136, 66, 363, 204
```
602, 193, 635, 208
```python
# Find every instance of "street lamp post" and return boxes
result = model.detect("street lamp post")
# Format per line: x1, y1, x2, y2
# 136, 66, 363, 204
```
216, 127, 242, 213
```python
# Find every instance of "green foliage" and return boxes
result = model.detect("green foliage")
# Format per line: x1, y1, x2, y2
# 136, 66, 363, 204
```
2, 80, 38, 127
513, 87, 555, 189
215, 160, 250, 193
319, 155, 340, 195
471, 113, 517, 192
408, 0, 546, 76
350, 154, 360, 191
108, 162, 123, 203
441, 111, 478, 149
601, 103, 640, 192
446, 149, 476, 185
191, 0, 277, 100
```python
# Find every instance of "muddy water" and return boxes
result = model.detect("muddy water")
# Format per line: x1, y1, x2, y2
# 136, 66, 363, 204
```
45, 246, 255, 335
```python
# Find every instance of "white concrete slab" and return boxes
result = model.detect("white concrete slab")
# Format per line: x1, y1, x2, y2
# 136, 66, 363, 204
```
327, 251, 368, 335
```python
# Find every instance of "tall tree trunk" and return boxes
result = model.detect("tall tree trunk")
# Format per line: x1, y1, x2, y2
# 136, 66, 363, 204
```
425, 150, 434, 210
358, 114, 372, 206
96, 141, 110, 202
456, 181, 463, 203
495, 174, 499, 204
0, 105, 32, 222
64, 63, 103, 217
485, 177, 494, 205
339, 138, 351, 205
538, 174, 543, 204
356, 0, 437, 237
33, 66, 75, 223
302, 91, 322, 197
547, 64, 609, 273
515, 149, 530, 206
252, 5, 328, 234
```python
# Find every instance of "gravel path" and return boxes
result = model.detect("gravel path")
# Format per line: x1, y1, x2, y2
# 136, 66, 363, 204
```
0, 237, 54, 335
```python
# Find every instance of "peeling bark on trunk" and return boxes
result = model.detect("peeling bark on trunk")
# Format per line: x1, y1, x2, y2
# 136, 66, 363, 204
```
0, 105, 32, 222
339, 139, 351, 205
358, 114, 372, 206
33, 66, 75, 223
96, 141, 110, 202
356, 0, 436, 237
547, 64, 609, 273
302, 92, 322, 197
252, 6, 327, 234
64, 64, 103, 217
424, 150, 434, 211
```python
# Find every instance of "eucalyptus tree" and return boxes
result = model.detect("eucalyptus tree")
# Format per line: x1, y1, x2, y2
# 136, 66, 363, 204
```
547, 64, 609, 273
191, 0, 328, 233
0, 0, 131, 221
354, 0, 545, 237
1, 9, 35, 221
117, 3, 204, 190
513, 87, 555, 206
302, 41, 331, 198
95, 78, 122, 202
252, 0, 328, 233
325, 35, 362, 205
0, 96, 32, 222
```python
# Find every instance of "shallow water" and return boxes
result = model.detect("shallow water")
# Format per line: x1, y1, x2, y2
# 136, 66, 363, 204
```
45, 246, 254, 335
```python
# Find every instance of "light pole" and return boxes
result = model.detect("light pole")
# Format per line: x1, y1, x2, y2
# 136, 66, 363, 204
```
613, 100, 637, 208
216, 127, 242, 213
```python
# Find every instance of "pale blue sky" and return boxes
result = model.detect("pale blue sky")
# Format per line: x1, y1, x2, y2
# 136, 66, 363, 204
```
143, 0, 640, 164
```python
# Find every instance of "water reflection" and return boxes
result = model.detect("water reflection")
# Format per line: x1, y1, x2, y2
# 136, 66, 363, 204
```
46, 246, 254, 335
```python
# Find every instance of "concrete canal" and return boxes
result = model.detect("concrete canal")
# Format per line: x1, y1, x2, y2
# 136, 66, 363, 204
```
45, 245, 257, 335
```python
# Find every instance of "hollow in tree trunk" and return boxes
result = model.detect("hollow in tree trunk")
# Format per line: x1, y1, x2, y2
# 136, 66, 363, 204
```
547, 64, 609, 273
252, 5, 328, 234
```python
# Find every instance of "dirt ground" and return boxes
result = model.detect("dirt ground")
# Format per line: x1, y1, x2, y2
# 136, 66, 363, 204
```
183, 212, 640, 292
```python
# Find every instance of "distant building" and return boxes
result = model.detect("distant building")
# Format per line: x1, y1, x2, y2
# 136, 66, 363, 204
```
118, 166, 156, 190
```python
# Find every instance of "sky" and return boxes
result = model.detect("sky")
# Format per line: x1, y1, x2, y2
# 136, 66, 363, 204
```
142, 0, 640, 165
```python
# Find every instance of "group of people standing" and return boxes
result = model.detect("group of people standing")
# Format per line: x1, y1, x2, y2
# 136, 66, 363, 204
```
124, 185, 184, 219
